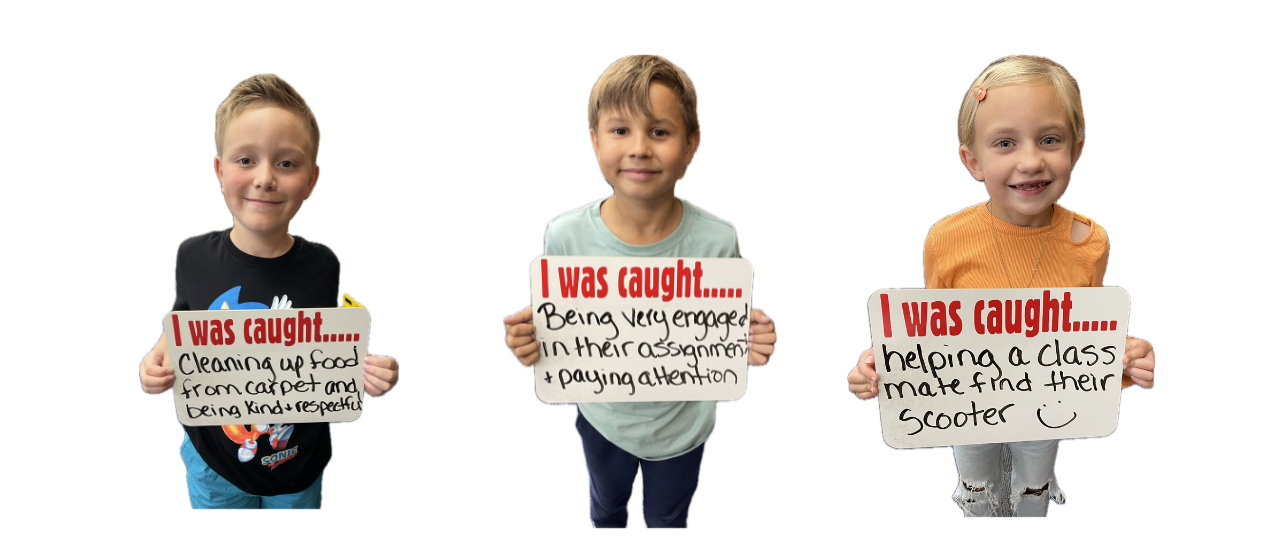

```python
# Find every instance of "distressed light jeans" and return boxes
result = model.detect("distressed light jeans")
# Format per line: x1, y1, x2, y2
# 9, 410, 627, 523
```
952, 440, 1065, 517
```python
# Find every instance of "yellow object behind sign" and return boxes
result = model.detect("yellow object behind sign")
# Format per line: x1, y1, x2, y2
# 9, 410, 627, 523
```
341, 293, 365, 308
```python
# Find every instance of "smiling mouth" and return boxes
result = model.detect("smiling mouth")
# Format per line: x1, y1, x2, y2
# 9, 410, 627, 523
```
246, 198, 282, 205
1010, 181, 1050, 189
1036, 409, 1078, 429
622, 169, 659, 180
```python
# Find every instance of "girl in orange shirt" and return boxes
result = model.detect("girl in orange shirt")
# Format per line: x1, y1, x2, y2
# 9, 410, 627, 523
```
847, 55, 1156, 516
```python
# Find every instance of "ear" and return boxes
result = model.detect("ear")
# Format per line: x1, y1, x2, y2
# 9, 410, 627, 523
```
303, 165, 320, 200
590, 128, 600, 156
214, 156, 224, 187
685, 129, 701, 165
959, 145, 984, 181
1071, 138, 1085, 168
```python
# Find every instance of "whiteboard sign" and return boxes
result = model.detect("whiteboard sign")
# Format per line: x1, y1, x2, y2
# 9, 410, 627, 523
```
530, 256, 753, 402
164, 307, 370, 426
868, 288, 1129, 448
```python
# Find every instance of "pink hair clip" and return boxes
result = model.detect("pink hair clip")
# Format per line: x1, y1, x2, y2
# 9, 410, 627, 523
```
972, 85, 986, 101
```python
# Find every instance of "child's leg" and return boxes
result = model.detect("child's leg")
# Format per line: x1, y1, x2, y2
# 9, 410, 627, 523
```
576, 410, 640, 528
1006, 439, 1064, 517
951, 443, 1003, 516
180, 434, 260, 509
258, 474, 323, 509
637, 442, 704, 528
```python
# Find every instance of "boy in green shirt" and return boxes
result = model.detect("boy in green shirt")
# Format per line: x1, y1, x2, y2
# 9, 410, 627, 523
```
503, 55, 777, 527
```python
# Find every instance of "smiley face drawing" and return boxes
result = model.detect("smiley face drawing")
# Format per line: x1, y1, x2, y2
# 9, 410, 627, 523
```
1037, 400, 1078, 429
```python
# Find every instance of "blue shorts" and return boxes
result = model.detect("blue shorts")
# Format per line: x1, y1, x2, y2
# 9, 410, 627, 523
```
180, 434, 322, 509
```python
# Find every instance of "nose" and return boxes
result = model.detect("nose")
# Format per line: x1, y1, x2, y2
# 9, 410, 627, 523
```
627, 132, 652, 159
253, 164, 278, 190
1015, 144, 1045, 174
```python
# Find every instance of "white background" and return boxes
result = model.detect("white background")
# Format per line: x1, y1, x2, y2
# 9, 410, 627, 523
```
2, 1, 1273, 542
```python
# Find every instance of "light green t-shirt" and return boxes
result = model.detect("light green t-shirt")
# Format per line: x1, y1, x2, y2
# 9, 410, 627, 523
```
543, 197, 741, 460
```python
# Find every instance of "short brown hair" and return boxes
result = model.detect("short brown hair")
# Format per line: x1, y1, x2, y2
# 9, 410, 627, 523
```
588, 55, 698, 137
215, 74, 321, 161
958, 55, 1084, 148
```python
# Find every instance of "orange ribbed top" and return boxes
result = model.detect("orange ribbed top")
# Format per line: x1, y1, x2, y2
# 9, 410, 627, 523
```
924, 202, 1131, 387
925, 202, 1108, 290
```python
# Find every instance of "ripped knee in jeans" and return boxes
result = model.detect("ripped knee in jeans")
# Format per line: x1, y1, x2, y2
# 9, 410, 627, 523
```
952, 481, 999, 516
1010, 480, 1065, 515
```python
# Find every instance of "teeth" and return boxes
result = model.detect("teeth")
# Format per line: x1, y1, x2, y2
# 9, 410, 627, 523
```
1014, 182, 1047, 189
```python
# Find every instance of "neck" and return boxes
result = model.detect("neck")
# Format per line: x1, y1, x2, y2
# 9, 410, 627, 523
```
600, 193, 683, 246
988, 202, 1055, 228
229, 223, 295, 258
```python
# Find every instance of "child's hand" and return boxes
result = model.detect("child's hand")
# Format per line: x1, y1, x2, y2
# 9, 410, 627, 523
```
1122, 337, 1155, 388
504, 306, 539, 366
364, 355, 399, 396
848, 347, 878, 399
139, 335, 174, 394
748, 309, 775, 365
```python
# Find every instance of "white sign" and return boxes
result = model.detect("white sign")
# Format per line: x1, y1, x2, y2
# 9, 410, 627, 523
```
868, 287, 1129, 448
164, 307, 370, 426
530, 256, 754, 402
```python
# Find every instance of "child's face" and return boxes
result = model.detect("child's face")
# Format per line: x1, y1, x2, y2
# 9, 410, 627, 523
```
959, 84, 1084, 226
214, 106, 319, 239
591, 82, 700, 204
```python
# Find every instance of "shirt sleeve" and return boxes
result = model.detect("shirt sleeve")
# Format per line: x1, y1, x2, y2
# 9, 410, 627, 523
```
923, 229, 943, 289
171, 250, 190, 312
1091, 237, 1110, 287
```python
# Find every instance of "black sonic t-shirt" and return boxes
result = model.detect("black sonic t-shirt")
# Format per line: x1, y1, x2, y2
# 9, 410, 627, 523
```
172, 230, 339, 496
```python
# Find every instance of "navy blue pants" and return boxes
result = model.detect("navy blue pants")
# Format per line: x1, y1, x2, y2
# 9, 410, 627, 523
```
576, 410, 704, 528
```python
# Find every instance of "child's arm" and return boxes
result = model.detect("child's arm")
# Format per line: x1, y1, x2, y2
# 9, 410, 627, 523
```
139, 334, 174, 393
1122, 337, 1155, 388
848, 348, 878, 399
748, 309, 775, 365
503, 306, 540, 365
363, 355, 400, 396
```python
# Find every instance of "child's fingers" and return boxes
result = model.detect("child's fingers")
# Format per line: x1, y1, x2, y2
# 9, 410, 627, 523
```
506, 334, 535, 349
857, 349, 878, 383
363, 355, 399, 371
513, 341, 540, 358
748, 351, 769, 365
141, 373, 175, 393
502, 306, 534, 326
749, 320, 775, 335
750, 342, 775, 357
749, 331, 776, 346
1124, 366, 1154, 384
364, 362, 397, 384
518, 351, 540, 366
848, 367, 867, 384
364, 367, 393, 393
144, 357, 174, 376
505, 323, 535, 338
750, 308, 771, 323
364, 376, 388, 396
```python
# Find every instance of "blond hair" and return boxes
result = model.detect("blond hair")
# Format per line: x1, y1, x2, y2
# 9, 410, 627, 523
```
958, 55, 1084, 148
215, 74, 321, 161
588, 55, 698, 137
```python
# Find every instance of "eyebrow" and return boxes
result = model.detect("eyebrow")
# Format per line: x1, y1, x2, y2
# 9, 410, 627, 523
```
986, 123, 1069, 135
602, 115, 676, 126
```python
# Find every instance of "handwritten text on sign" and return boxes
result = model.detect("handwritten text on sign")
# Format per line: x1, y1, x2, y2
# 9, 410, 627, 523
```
164, 308, 370, 426
530, 256, 754, 403
868, 288, 1129, 448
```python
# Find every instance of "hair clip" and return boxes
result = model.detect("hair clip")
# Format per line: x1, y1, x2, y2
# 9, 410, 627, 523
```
972, 85, 987, 101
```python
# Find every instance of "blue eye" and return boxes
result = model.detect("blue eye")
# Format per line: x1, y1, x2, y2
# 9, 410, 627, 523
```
279, 160, 295, 168
1041, 137, 1059, 145
996, 140, 1013, 148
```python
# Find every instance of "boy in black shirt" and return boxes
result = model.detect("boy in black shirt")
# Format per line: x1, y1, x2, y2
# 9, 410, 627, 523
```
138, 74, 400, 508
